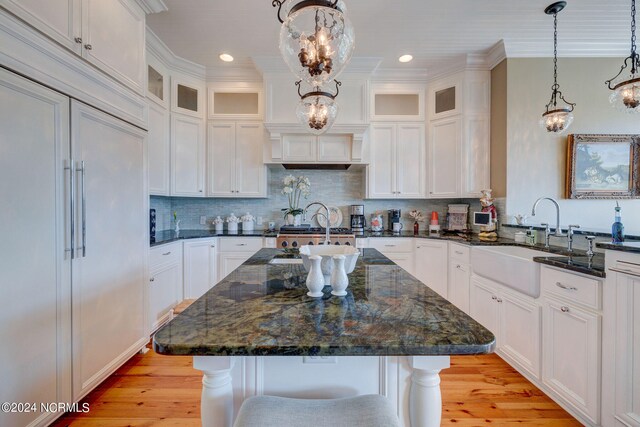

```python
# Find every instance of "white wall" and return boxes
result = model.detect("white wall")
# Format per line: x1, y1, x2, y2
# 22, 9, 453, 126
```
505, 58, 640, 234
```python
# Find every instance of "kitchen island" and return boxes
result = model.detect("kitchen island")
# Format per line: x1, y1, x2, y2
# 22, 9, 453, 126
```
153, 248, 495, 427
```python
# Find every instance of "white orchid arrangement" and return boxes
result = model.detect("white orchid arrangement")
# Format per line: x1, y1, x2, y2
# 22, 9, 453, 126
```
409, 210, 425, 222
281, 174, 311, 218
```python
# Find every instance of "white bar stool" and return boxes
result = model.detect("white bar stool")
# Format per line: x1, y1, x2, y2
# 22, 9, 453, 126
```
233, 394, 401, 427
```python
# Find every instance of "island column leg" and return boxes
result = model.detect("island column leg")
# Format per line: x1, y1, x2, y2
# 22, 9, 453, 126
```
409, 356, 451, 427
193, 356, 236, 427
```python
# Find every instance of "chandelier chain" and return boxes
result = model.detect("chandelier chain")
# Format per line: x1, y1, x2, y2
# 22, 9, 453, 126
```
632, 0, 636, 57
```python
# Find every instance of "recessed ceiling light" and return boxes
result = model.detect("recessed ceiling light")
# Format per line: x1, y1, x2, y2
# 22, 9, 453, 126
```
219, 53, 234, 62
398, 54, 413, 63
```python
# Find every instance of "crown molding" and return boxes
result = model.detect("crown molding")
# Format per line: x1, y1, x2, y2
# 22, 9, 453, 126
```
134, 0, 168, 14
146, 28, 206, 79
252, 56, 382, 77
486, 40, 507, 69
427, 54, 492, 82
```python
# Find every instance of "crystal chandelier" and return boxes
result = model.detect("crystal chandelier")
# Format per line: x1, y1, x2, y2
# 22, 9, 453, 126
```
273, 0, 355, 87
606, 0, 640, 113
540, 2, 576, 135
295, 80, 340, 135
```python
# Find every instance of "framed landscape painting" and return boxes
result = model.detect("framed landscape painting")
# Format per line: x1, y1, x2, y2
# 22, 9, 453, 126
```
566, 134, 640, 199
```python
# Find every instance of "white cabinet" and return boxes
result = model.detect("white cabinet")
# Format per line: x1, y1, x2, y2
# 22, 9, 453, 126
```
149, 242, 183, 332
2, 0, 146, 94
427, 70, 490, 198
172, 75, 205, 118
281, 134, 352, 163
70, 100, 147, 400
0, 69, 72, 427
414, 240, 448, 298
208, 121, 267, 198
470, 275, 541, 380
171, 113, 205, 197
147, 100, 170, 195
208, 85, 263, 120
448, 243, 471, 313
371, 85, 425, 122
368, 238, 415, 275
184, 238, 217, 299
367, 123, 426, 199
218, 237, 263, 280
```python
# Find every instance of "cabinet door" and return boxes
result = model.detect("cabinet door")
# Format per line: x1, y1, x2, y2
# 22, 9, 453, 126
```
449, 262, 470, 314
318, 134, 352, 162
70, 101, 147, 400
543, 298, 600, 424
282, 134, 317, 162
414, 241, 448, 298
428, 117, 460, 198
148, 101, 170, 196
82, 0, 145, 94
171, 114, 205, 196
208, 121, 236, 197
500, 292, 541, 380
396, 124, 426, 198
383, 253, 414, 276
460, 115, 490, 197
236, 122, 267, 197
470, 277, 499, 343
149, 263, 182, 332
367, 124, 396, 199
1, 0, 82, 53
0, 69, 72, 427
184, 239, 217, 299
219, 253, 252, 281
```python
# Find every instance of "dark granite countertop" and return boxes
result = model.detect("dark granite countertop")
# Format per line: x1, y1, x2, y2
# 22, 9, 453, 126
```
153, 248, 496, 357
597, 241, 640, 254
532, 255, 606, 278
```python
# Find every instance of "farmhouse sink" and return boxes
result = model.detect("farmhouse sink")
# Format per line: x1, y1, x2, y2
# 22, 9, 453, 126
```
471, 246, 551, 298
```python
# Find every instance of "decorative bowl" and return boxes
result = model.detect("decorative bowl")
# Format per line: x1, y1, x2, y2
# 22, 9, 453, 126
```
299, 245, 360, 285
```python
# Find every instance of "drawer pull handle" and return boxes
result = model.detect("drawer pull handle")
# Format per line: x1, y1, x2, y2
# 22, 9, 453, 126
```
385, 245, 396, 247
150, 277, 155, 282
561, 306, 570, 313
211, 245, 215, 248
556, 282, 577, 291
237, 243, 247, 246
609, 268, 640, 278
162, 252, 171, 256
455, 251, 464, 255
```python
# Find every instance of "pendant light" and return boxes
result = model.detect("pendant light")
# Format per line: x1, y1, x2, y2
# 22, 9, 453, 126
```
295, 80, 341, 135
606, 0, 640, 112
540, 1, 576, 134
273, 0, 355, 87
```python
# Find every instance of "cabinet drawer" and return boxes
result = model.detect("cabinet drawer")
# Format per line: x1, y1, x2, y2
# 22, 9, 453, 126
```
150, 242, 182, 269
219, 237, 263, 252
368, 238, 414, 253
450, 243, 470, 263
541, 266, 601, 310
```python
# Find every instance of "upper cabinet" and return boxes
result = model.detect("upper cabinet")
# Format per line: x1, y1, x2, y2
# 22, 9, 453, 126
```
2, 0, 146, 95
427, 70, 490, 198
146, 52, 169, 108
370, 84, 426, 122
208, 84, 263, 120
172, 74, 205, 118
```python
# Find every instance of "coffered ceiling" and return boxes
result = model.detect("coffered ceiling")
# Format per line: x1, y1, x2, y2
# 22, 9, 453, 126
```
147, 0, 632, 75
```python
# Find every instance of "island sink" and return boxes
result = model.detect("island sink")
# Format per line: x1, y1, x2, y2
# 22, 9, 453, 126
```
472, 246, 551, 298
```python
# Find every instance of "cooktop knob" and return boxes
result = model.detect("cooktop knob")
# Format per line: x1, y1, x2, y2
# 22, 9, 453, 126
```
345, 242, 351, 246
334, 241, 341, 245
308, 242, 314, 245
281, 241, 288, 248
292, 241, 298, 248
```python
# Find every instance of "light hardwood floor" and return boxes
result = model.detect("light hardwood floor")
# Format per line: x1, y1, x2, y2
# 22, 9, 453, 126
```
51, 349, 581, 426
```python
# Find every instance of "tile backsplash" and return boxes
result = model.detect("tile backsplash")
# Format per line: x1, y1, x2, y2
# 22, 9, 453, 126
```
151, 167, 485, 232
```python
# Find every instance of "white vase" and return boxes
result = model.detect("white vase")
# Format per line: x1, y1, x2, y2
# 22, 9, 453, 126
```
294, 214, 302, 226
306, 255, 325, 298
330, 255, 349, 296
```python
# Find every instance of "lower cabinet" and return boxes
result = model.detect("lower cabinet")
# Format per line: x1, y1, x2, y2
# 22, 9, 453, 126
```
183, 238, 218, 299
448, 243, 471, 313
149, 242, 183, 333
414, 240, 448, 298
367, 238, 415, 276
470, 275, 541, 380
217, 237, 263, 281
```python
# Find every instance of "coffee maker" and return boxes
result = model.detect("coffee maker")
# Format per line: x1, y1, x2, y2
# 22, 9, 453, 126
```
350, 205, 366, 235
388, 209, 401, 231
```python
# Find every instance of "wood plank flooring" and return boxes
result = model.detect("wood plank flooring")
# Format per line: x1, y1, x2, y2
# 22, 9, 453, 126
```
51, 349, 581, 426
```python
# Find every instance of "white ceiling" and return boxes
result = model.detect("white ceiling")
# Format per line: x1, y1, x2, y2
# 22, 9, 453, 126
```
147, 0, 633, 75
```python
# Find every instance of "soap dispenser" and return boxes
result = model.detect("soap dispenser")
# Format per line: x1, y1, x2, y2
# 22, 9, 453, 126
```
612, 202, 625, 243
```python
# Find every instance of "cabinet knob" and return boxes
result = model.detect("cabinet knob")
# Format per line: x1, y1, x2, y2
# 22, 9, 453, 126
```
84, 44, 92, 50
491, 295, 497, 300
560, 306, 570, 313
211, 245, 215, 248
150, 277, 155, 282
456, 264, 461, 269
74, 37, 82, 44
496, 298, 502, 303
199, 189, 203, 193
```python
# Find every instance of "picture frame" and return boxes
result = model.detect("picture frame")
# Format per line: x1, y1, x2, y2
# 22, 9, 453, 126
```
566, 134, 640, 199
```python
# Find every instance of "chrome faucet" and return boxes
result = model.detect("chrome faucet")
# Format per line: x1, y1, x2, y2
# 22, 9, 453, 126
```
567, 224, 581, 252
531, 197, 565, 239
304, 201, 331, 245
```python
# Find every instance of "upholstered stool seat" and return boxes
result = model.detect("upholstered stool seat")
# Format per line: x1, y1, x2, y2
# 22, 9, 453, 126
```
233, 394, 401, 427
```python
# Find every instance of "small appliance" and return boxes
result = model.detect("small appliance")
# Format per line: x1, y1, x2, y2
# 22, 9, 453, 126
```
388, 209, 401, 231
350, 205, 366, 235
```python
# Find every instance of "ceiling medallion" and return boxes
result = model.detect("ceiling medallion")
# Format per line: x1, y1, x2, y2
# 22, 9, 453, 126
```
273, 0, 355, 86
606, 0, 640, 113
540, 1, 576, 135
295, 80, 341, 135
